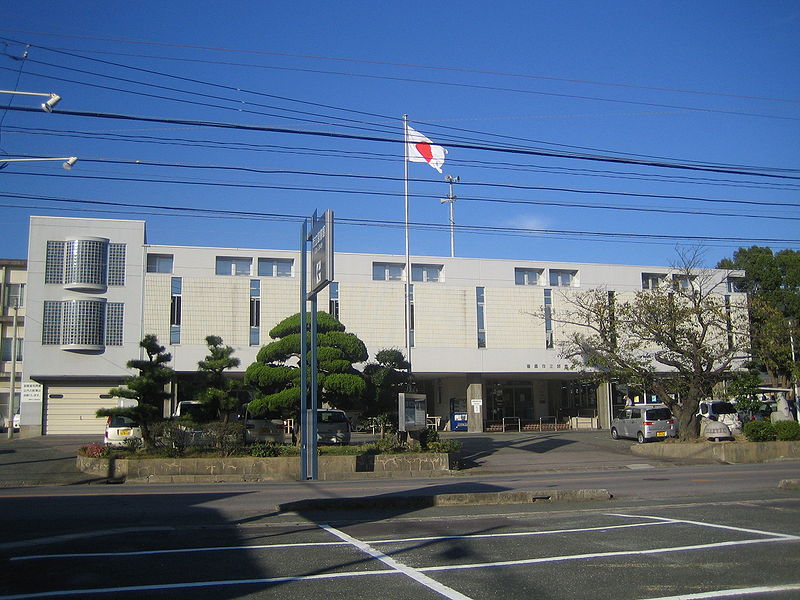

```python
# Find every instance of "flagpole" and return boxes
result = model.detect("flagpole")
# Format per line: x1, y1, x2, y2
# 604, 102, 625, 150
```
403, 114, 412, 381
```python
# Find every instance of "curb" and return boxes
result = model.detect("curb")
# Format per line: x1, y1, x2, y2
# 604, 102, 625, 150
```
276, 488, 612, 512
778, 479, 800, 490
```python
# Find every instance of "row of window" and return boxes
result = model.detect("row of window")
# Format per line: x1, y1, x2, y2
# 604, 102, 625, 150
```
45, 239, 126, 288
642, 272, 744, 293
42, 300, 124, 348
146, 254, 746, 293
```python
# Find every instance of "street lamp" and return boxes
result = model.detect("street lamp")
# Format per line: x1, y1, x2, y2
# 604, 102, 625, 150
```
0, 90, 61, 112
0, 157, 78, 170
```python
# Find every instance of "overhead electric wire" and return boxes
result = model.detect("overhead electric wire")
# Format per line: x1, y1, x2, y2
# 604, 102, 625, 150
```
3, 34, 796, 124
9, 38, 799, 167
2, 29, 797, 105
5, 105, 799, 180
5, 124, 799, 192
3, 191, 800, 247
3, 168, 797, 221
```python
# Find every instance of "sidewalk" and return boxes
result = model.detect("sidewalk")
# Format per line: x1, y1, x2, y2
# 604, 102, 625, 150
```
0, 429, 698, 488
0, 435, 98, 487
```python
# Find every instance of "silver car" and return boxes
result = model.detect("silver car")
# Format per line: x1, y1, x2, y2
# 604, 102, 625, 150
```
611, 404, 677, 443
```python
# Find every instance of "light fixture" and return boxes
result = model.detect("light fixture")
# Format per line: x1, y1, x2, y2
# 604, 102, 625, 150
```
42, 94, 61, 113
62, 157, 78, 170
0, 156, 79, 170
0, 90, 62, 112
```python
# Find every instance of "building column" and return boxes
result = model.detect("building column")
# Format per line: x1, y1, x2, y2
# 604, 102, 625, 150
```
596, 381, 612, 430
466, 375, 483, 433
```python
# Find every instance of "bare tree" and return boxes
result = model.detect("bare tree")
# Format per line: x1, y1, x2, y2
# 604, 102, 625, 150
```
550, 249, 750, 440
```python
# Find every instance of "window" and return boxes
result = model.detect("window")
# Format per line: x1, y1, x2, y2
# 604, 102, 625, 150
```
45, 238, 124, 289
42, 299, 113, 348
727, 277, 745, 293
146, 254, 174, 273
0, 337, 23, 362
412, 264, 442, 283
373, 262, 404, 281
3, 283, 25, 308
64, 239, 108, 287
170, 277, 182, 344
544, 288, 554, 349
45, 241, 66, 284
549, 269, 576, 287
672, 274, 694, 289
257, 258, 293, 277
249, 279, 260, 346
216, 256, 252, 276
107, 243, 126, 286
408, 284, 415, 347
476, 287, 486, 348
515, 268, 542, 286
328, 281, 339, 320
642, 273, 666, 290
105, 303, 124, 346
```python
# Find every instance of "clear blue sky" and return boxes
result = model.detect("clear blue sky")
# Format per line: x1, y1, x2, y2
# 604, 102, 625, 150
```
1, 1, 798, 269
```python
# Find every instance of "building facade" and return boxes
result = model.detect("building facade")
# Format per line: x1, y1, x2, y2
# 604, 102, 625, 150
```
21, 216, 746, 436
1, 258, 26, 430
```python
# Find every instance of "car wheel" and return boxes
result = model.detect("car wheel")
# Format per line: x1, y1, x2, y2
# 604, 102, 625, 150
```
611, 427, 619, 440
637, 431, 645, 444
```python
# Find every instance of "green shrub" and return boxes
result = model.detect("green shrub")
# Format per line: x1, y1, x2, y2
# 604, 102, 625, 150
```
773, 420, 800, 441
425, 440, 462, 453
743, 420, 776, 442
417, 428, 439, 450
249, 443, 285, 457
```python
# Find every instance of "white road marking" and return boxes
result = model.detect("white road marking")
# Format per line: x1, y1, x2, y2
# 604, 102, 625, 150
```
321, 524, 473, 600
419, 536, 800, 572
641, 582, 800, 599
12, 520, 672, 561
606, 512, 799, 539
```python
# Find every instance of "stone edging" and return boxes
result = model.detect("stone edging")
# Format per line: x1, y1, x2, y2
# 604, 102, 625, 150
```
631, 440, 800, 463
77, 452, 457, 483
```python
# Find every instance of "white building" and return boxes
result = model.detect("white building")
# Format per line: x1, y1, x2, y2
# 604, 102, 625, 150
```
20, 216, 746, 437
1, 258, 26, 430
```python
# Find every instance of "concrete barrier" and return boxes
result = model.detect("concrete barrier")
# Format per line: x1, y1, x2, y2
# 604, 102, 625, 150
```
631, 440, 800, 463
276, 489, 612, 512
77, 452, 456, 483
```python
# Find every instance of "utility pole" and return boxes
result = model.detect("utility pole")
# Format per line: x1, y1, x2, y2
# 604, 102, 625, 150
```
440, 175, 459, 257
7, 302, 19, 439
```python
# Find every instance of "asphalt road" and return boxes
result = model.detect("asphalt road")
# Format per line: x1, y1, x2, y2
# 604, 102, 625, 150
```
1, 462, 799, 599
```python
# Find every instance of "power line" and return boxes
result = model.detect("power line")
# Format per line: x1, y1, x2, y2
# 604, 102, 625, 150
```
3, 191, 800, 246
5, 105, 799, 179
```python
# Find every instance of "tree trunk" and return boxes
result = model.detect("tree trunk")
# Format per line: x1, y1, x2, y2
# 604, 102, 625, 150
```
677, 409, 700, 441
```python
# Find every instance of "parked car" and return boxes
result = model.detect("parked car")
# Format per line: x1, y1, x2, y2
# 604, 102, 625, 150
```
237, 404, 285, 444
103, 415, 142, 447
611, 404, 677, 444
317, 409, 351, 445
697, 400, 742, 434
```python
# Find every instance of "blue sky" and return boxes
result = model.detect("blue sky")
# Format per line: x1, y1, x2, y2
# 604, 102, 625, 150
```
1, 1, 798, 269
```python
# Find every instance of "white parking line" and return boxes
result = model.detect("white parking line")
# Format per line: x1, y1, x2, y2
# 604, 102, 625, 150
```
321, 524, 473, 600
606, 513, 799, 540
10, 520, 672, 561
641, 582, 800, 599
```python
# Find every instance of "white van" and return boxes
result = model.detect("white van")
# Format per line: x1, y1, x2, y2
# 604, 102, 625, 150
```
698, 401, 742, 435
317, 409, 351, 445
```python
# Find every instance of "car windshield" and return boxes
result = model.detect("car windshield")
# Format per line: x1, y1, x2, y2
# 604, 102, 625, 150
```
109, 416, 137, 427
713, 403, 737, 414
645, 408, 672, 420
318, 411, 347, 423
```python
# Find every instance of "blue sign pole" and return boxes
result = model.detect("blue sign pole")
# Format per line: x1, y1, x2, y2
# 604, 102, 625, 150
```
299, 219, 308, 480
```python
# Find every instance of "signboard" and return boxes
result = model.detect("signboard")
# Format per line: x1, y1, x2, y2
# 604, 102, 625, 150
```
21, 381, 43, 404
309, 209, 334, 296
398, 393, 427, 432
471, 398, 483, 414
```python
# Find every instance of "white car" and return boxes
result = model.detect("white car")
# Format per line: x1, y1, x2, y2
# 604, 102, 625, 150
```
104, 415, 142, 447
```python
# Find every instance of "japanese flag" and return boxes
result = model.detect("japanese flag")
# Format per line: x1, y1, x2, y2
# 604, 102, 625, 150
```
406, 124, 447, 173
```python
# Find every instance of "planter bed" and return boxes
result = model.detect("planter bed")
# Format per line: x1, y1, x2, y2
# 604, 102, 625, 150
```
631, 440, 800, 464
77, 452, 458, 483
